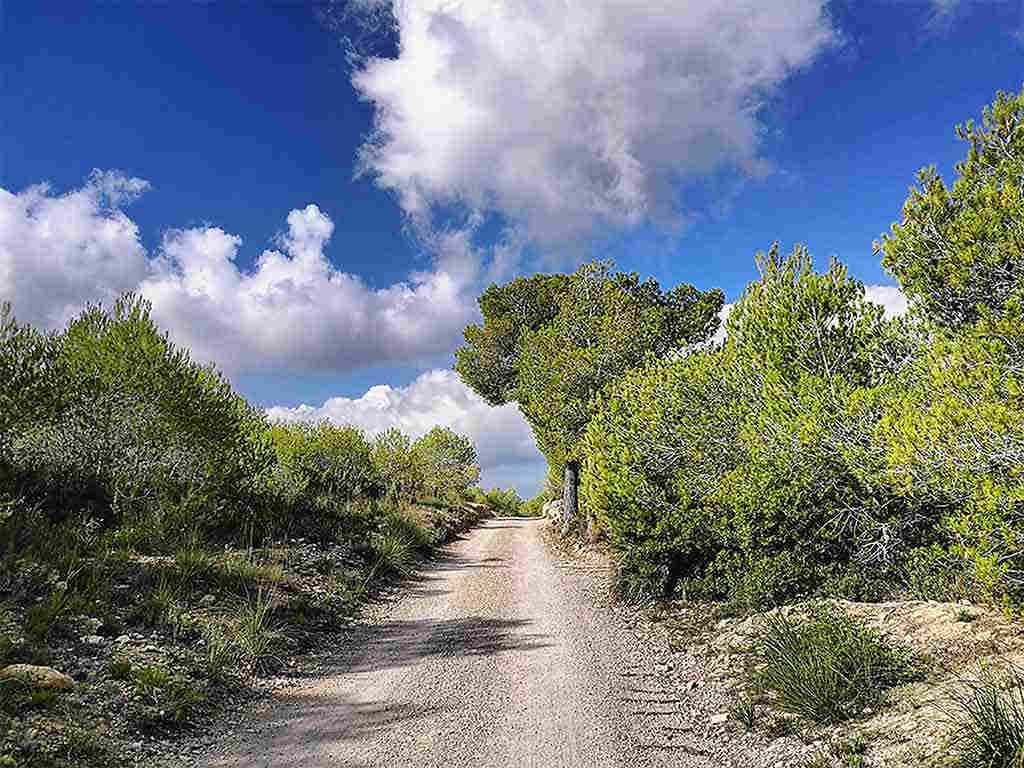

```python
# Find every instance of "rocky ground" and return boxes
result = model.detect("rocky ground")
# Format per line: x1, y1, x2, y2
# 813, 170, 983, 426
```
0, 504, 489, 768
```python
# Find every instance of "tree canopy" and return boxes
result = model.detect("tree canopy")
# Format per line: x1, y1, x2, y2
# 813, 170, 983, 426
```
456, 261, 723, 527
878, 86, 1024, 328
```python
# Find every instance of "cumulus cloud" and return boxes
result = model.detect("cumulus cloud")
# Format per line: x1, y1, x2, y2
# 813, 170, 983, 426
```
352, 0, 837, 255
863, 284, 908, 317
0, 173, 476, 373
140, 203, 475, 372
0, 170, 151, 328
266, 368, 545, 494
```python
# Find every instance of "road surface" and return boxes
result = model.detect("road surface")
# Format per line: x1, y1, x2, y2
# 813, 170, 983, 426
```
201, 518, 704, 768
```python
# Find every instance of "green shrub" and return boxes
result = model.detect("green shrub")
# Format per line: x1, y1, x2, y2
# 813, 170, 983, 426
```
584, 246, 916, 601
413, 427, 480, 504
583, 346, 739, 595
749, 606, 920, 725
879, 296, 1024, 606
878, 86, 1024, 329
370, 429, 424, 503
474, 486, 526, 516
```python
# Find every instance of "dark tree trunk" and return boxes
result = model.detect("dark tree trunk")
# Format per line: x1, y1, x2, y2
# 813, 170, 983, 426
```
561, 460, 579, 535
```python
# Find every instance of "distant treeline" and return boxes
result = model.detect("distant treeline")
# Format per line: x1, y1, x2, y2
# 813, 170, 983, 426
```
0, 296, 491, 558
457, 87, 1024, 609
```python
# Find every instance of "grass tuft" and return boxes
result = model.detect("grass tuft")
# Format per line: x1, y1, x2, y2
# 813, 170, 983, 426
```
749, 604, 920, 725
370, 527, 416, 577
231, 587, 282, 675
944, 663, 1024, 768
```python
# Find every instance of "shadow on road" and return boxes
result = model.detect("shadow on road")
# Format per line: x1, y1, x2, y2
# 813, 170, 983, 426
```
347, 615, 550, 674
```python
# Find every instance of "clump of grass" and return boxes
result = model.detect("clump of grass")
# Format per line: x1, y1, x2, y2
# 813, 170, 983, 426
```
131, 664, 206, 727
231, 588, 282, 675
369, 527, 416, 577
383, 508, 433, 553
954, 607, 978, 623
729, 691, 759, 729
944, 663, 1024, 768
131, 572, 177, 626
201, 624, 236, 681
24, 586, 69, 641
107, 656, 133, 681
172, 543, 217, 589
749, 604, 920, 725
219, 555, 284, 591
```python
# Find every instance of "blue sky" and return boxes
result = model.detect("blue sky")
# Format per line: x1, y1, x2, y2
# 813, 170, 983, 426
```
2, 0, 1022, 494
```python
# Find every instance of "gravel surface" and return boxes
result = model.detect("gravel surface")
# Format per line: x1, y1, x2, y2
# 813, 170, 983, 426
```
192, 518, 720, 768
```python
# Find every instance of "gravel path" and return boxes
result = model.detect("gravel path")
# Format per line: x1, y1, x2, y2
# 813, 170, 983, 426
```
198, 518, 718, 768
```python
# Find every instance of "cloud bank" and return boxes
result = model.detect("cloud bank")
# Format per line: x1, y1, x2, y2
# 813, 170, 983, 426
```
266, 369, 545, 495
0, 173, 475, 373
352, 0, 837, 254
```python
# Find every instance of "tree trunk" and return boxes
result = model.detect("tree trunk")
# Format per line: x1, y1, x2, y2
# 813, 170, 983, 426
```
561, 460, 579, 535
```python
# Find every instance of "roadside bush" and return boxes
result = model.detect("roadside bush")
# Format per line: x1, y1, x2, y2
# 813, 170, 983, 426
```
584, 246, 920, 602
473, 486, 525, 516
583, 347, 741, 595
878, 295, 1024, 606
262, 420, 378, 541
878, 86, 1024, 329
749, 605, 921, 724
413, 426, 480, 505
2, 295, 272, 551
370, 429, 424, 503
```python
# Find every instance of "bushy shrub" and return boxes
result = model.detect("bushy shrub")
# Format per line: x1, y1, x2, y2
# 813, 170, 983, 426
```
477, 487, 525, 516
1, 295, 484, 560
878, 292, 1024, 605
1, 295, 271, 551
262, 420, 378, 540
584, 246, 921, 601
370, 428, 424, 503
583, 347, 741, 594
878, 86, 1024, 329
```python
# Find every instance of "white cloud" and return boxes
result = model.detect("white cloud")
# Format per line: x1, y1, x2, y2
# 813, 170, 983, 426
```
864, 284, 908, 318
0, 170, 151, 328
352, 0, 836, 256
140, 203, 475, 372
266, 368, 545, 495
0, 174, 477, 374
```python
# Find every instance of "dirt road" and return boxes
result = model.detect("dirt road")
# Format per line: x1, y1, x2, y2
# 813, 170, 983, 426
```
201, 518, 704, 768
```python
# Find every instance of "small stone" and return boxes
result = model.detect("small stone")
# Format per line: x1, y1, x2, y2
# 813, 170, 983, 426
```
116, 634, 131, 643
710, 712, 729, 725
81, 634, 106, 646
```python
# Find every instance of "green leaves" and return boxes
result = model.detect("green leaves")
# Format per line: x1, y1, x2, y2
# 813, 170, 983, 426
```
412, 426, 480, 504
879, 86, 1024, 328
459, 260, 723, 479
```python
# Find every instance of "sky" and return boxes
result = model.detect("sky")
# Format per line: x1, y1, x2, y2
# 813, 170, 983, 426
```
2, 0, 1022, 495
